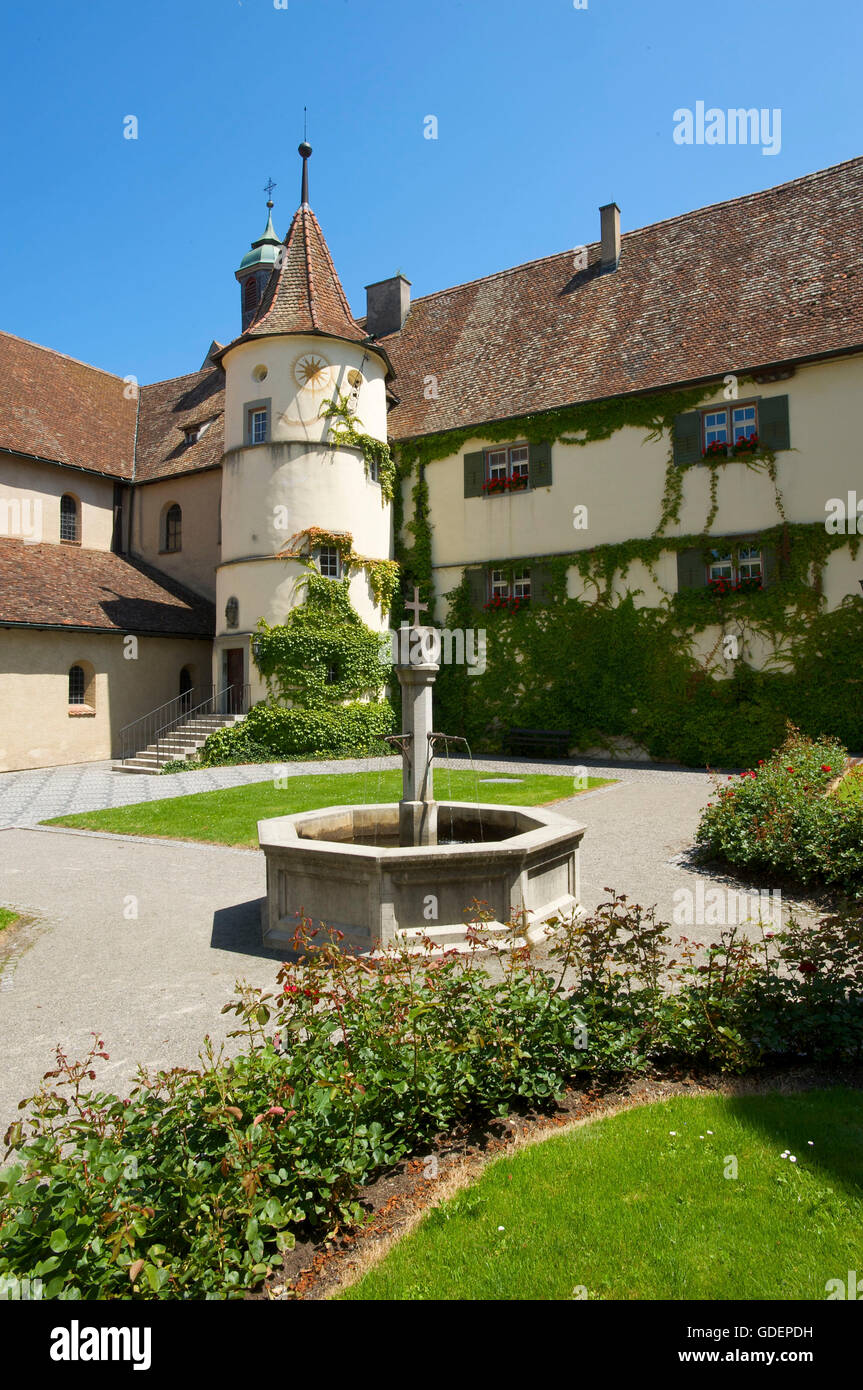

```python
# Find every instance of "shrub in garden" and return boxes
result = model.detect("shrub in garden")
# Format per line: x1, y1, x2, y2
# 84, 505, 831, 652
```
2, 896, 862, 1299
194, 574, 395, 765
695, 726, 863, 894
198, 700, 395, 764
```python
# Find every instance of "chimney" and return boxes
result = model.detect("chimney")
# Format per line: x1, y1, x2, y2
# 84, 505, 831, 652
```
599, 203, 621, 272
365, 274, 411, 337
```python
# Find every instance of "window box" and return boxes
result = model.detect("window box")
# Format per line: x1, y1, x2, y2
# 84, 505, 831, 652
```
707, 575, 763, 597
483, 593, 528, 612
482, 473, 530, 495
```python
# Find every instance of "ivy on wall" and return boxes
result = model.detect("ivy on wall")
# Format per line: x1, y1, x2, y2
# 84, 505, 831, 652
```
279, 527, 400, 616
395, 381, 863, 766
254, 572, 390, 707
320, 393, 396, 502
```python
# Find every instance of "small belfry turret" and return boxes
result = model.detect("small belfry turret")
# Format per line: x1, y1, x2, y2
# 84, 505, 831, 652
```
235, 181, 282, 331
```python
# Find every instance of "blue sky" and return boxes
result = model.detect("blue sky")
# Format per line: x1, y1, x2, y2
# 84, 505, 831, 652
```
1, 0, 860, 385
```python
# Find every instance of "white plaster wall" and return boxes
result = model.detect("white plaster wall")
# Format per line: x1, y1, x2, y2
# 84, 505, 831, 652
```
222, 334, 389, 451
0, 454, 116, 549
421, 356, 863, 571
0, 629, 213, 770
131, 470, 221, 600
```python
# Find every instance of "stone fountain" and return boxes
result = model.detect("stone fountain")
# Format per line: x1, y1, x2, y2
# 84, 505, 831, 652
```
258, 624, 584, 953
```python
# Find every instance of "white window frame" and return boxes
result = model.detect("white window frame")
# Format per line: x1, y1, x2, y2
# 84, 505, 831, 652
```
317, 545, 342, 580
708, 551, 734, 582
487, 449, 508, 481
732, 405, 757, 442
250, 408, 268, 445
737, 546, 762, 581
509, 445, 529, 479
512, 569, 531, 599
703, 410, 729, 447
489, 569, 509, 599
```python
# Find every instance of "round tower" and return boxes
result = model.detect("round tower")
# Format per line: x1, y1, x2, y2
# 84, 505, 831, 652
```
214, 144, 394, 708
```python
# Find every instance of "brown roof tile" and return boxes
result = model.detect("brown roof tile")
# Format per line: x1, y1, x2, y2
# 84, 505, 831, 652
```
242, 205, 367, 344
378, 157, 863, 441
0, 332, 137, 477
0, 539, 214, 636
134, 368, 225, 483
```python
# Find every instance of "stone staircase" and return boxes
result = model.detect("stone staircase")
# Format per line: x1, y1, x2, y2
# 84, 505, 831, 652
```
113, 712, 246, 774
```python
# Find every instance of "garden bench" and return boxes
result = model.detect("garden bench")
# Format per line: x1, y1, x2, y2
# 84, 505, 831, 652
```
502, 727, 571, 758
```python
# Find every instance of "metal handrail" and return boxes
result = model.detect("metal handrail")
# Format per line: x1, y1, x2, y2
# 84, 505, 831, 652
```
119, 683, 251, 763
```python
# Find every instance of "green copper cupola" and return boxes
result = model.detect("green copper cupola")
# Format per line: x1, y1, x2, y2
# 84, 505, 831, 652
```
236, 186, 282, 331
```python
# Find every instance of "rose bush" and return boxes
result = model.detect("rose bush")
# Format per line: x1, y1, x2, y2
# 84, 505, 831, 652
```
695, 727, 863, 895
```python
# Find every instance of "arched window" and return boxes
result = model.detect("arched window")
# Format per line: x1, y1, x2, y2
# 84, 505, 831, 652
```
60, 494, 79, 542
164, 504, 182, 553
68, 665, 86, 705
243, 277, 258, 314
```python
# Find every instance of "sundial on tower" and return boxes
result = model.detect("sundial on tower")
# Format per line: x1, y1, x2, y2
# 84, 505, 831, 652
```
293, 351, 331, 392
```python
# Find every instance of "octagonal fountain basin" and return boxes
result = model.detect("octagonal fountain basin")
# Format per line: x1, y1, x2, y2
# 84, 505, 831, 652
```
258, 801, 584, 954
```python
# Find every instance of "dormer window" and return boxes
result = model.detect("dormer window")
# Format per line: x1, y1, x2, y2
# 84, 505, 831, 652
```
183, 420, 212, 446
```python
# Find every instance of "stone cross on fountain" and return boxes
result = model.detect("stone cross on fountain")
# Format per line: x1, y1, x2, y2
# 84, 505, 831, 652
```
394, 587, 439, 847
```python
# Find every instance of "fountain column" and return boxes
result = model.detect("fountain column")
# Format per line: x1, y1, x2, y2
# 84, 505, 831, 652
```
395, 626, 439, 847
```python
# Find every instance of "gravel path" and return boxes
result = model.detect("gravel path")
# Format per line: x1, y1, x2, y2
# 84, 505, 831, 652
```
0, 753, 709, 828
0, 754, 806, 1132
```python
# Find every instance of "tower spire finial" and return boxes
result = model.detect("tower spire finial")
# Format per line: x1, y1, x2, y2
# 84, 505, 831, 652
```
263, 176, 277, 210
299, 108, 311, 207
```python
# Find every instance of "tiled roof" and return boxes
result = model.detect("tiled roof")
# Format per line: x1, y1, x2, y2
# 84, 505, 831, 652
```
241, 204, 367, 344
0, 331, 137, 477
135, 368, 225, 483
378, 156, 863, 441
0, 540, 215, 636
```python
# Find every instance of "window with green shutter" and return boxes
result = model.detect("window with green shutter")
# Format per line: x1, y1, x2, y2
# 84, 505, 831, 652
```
466, 567, 487, 609
463, 451, 485, 498
677, 538, 778, 595
676, 547, 706, 590
528, 441, 552, 489
757, 395, 790, 452
672, 412, 702, 467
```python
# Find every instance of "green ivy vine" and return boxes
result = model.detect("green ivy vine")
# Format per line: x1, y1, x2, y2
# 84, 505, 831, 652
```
320, 393, 396, 502
394, 379, 863, 766
279, 527, 400, 616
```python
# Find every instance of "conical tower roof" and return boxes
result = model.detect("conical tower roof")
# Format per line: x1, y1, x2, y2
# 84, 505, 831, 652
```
245, 201, 367, 343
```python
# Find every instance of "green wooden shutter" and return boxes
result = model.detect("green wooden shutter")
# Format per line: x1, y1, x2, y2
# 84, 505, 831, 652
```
757, 395, 790, 451
672, 412, 702, 466
466, 567, 487, 609
464, 451, 485, 498
676, 547, 705, 591
528, 441, 552, 489
530, 562, 553, 605
760, 542, 776, 588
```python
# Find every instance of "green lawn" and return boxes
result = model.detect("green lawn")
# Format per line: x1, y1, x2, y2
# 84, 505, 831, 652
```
45, 770, 611, 849
341, 1091, 863, 1301
0, 908, 18, 933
